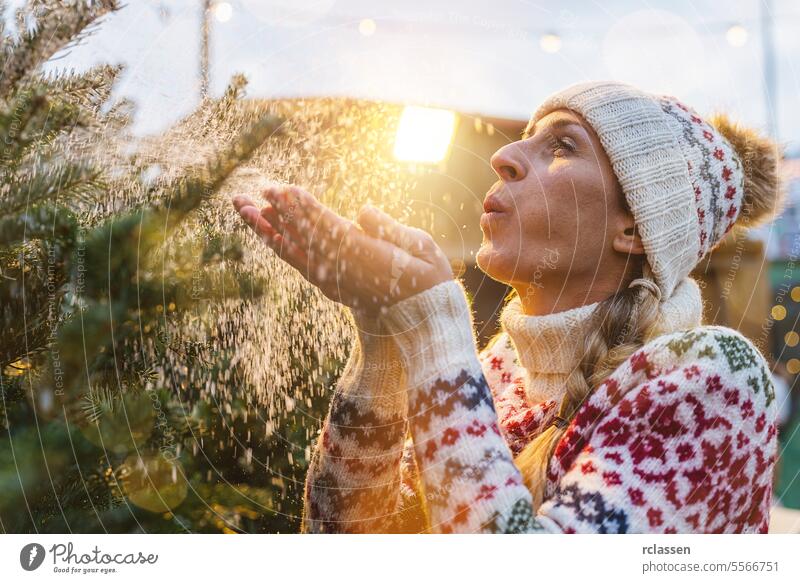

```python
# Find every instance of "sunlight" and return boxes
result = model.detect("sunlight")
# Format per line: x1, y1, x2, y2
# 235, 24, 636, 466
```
393, 106, 457, 163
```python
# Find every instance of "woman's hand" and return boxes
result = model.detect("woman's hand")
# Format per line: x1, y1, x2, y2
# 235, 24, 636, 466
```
232, 185, 453, 316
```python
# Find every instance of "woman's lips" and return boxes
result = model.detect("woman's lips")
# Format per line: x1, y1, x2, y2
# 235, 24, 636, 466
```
480, 210, 504, 231
481, 189, 508, 231
483, 192, 507, 214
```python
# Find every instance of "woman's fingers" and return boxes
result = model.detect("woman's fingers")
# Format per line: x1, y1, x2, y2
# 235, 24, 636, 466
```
286, 199, 396, 300
232, 194, 259, 213
262, 186, 391, 267
235, 200, 277, 242
261, 185, 308, 224
260, 187, 364, 295
264, 187, 355, 265
233, 196, 312, 274
272, 187, 347, 249
356, 205, 433, 257
246, 186, 443, 309
356, 205, 400, 241
260, 202, 309, 252
253, 187, 306, 248
235, 190, 397, 312
234, 194, 303, 252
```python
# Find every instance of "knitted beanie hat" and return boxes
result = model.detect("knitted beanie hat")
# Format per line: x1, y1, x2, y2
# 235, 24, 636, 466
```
530, 80, 784, 301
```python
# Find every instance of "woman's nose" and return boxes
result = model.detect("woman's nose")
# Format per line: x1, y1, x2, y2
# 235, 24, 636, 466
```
490, 142, 526, 182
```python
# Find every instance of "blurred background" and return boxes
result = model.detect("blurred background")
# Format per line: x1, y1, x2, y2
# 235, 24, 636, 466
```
2, 0, 799, 532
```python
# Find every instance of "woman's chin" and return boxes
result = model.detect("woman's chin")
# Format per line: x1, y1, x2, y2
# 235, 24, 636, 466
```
476, 245, 510, 282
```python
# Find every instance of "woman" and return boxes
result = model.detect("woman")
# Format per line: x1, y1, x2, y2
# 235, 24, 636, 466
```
233, 81, 785, 533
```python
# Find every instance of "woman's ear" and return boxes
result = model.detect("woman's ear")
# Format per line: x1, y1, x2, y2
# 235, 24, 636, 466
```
613, 223, 646, 255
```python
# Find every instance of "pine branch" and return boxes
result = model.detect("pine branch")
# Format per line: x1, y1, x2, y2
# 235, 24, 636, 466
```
0, 238, 71, 367
0, 3, 7, 51
50, 109, 283, 391
0, 161, 105, 216
164, 114, 283, 221
0, 0, 120, 98
167, 73, 250, 142
0, 85, 82, 170
0, 373, 27, 431
0, 205, 78, 247
0, 1, 6, 35
41, 63, 123, 111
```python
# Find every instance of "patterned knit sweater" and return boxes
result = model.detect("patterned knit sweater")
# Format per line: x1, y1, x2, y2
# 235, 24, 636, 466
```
302, 279, 778, 533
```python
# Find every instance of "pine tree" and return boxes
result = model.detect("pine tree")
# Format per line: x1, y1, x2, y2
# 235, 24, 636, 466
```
0, 0, 294, 532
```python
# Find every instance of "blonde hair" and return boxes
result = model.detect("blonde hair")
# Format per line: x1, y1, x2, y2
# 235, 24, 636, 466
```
511, 269, 662, 511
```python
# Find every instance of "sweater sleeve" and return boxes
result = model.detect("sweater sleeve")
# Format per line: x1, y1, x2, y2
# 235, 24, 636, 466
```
381, 279, 556, 533
301, 308, 409, 533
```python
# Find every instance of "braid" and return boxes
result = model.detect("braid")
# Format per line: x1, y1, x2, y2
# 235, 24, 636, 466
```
514, 278, 661, 511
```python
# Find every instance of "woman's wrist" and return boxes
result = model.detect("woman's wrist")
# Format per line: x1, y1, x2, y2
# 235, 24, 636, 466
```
333, 307, 407, 418
380, 279, 478, 387
346, 306, 401, 362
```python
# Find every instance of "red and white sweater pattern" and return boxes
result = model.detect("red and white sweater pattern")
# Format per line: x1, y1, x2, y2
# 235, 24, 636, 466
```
302, 280, 778, 534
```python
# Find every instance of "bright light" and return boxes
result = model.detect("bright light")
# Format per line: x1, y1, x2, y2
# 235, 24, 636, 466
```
393, 106, 457, 164
213, 2, 233, 23
540, 33, 562, 54
726, 24, 748, 47
359, 18, 376, 36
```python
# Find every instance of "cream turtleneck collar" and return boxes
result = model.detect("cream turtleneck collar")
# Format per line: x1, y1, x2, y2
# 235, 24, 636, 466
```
498, 277, 705, 403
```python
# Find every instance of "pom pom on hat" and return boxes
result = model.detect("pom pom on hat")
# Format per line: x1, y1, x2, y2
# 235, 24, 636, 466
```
706, 112, 787, 230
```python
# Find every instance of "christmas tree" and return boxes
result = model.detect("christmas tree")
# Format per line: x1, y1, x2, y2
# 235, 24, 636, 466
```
0, 0, 304, 533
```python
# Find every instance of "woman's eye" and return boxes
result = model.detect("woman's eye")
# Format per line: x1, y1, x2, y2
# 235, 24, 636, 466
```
549, 136, 574, 156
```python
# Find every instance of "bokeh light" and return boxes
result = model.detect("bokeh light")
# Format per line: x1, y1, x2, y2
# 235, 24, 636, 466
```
539, 33, 562, 54
359, 18, 377, 37
213, 2, 233, 23
726, 24, 749, 47
772, 305, 787, 321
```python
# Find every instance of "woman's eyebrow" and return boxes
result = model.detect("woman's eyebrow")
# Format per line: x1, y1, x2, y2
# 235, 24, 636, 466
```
521, 117, 583, 140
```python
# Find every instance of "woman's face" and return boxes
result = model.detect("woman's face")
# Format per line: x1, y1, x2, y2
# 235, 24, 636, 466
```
476, 108, 641, 297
